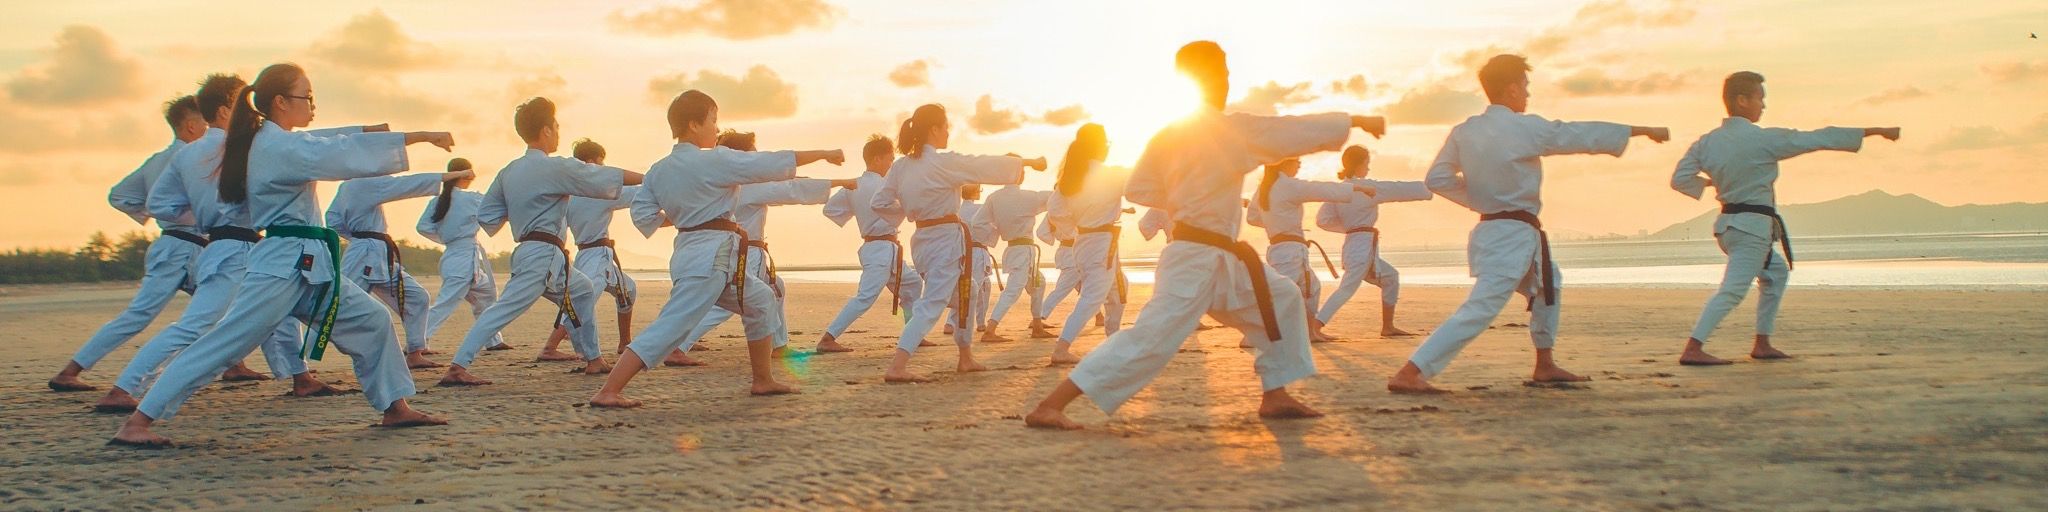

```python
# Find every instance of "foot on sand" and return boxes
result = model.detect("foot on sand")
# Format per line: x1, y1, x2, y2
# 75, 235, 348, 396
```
1381, 326, 1417, 337
588, 393, 643, 408
814, 339, 854, 353
578, 359, 613, 375
93, 390, 139, 414
219, 363, 270, 381
48, 375, 96, 392
535, 349, 580, 362
1257, 390, 1323, 419
1386, 373, 1450, 395
1531, 366, 1592, 383
750, 381, 800, 396
437, 368, 493, 387
485, 343, 513, 351
406, 351, 445, 369
1752, 347, 1793, 360
884, 370, 933, 384
663, 351, 706, 367
1024, 407, 1084, 430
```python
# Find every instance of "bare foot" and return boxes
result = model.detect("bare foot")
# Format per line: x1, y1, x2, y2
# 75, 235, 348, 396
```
943, 325, 955, 336
418, 348, 441, 355
1751, 347, 1793, 360
1029, 325, 1057, 339
1310, 330, 1338, 344
884, 370, 933, 383
290, 381, 355, 397
1386, 370, 1449, 395
1257, 389, 1324, 419
535, 349, 580, 362
437, 367, 492, 387
93, 388, 139, 413
663, 351, 706, 367
917, 339, 939, 347
579, 359, 613, 375
219, 363, 270, 381
1024, 406, 1084, 430
1238, 337, 1255, 349
406, 351, 445, 369
815, 339, 854, 353
750, 381, 800, 396
1381, 326, 1416, 337
690, 344, 710, 352
379, 407, 448, 428
1049, 346, 1081, 366
1531, 366, 1592, 383
1680, 340, 1733, 366
48, 374, 96, 392
588, 393, 643, 408
957, 359, 989, 373
109, 421, 172, 449
485, 343, 513, 351
980, 330, 1013, 343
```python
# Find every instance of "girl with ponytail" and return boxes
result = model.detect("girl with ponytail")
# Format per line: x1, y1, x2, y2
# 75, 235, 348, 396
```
1252, 157, 1377, 344
1043, 123, 1128, 365
416, 157, 503, 364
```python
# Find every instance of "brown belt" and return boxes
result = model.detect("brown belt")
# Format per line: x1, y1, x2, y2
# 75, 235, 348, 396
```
577, 237, 629, 309
914, 214, 972, 328
1171, 222, 1281, 341
519, 230, 579, 329
1079, 223, 1126, 303
862, 234, 905, 315
1345, 226, 1381, 281
1479, 210, 1554, 309
679, 217, 752, 312
744, 240, 783, 298
1268, 233, 1337, 299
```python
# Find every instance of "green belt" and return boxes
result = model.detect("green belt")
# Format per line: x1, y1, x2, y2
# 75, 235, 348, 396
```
267, 224, 342, 361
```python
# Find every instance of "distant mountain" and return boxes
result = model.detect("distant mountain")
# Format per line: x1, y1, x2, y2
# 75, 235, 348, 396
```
1645, 190, 2048, 240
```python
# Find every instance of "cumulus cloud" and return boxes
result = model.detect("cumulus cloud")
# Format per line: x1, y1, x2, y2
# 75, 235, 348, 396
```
1040, 104, 1090, 126
608, 0, 842, 40
1929, 115, 2048, 152
1854, 86, 1929, 106
967, 94, 1025, 135
1228, 81, 1318, 115
647, 66, 800, 120
1384, 85, 1485, 125
0, 103, 152, 156
307, 10, 448, 71
1449, 0, 1697, 72
1556, 68, 1689, 96
317, 74, 470, 127
888, 60, 932, 88
4, 25, 145, 107
1981, 59, 2047, 83
508, 72, 569, 104
1328, 75, 1381, 98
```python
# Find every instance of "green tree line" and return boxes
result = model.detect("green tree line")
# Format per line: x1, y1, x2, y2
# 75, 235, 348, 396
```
1, 231, 512, 285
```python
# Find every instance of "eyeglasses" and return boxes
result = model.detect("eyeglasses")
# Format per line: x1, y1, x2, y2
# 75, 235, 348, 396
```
283, 94, 315, 103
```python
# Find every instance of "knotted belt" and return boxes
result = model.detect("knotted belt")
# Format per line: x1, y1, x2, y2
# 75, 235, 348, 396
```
1170, 222, 1282, 342
1269, 233, 1338, 300
863, 233, 905, 315
577, 237, 630, 309
1479, 210, 1554, 309
265, 225, 341, 360
161, 229, 209, 247
1006, 237, 1042, 291
519, 230, 582, 330
914, 214, 972, 328
745, 240, 783, 298
678, 217, 751, 313
1345, 226, 1381, 281
1721, 203, 1794, 270
1079, 223, 1126, 303
350, 230, 405, 320
972, 242, 1001, 291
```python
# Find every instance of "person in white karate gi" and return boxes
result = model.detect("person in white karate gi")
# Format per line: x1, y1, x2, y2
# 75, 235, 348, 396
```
588, 90, 844, 407
328, 158, 445, 368
1137, 207, 1170, 242
1313, 145, 1434, 337
980, 182, 1058, 339
816, 136, 925, 354
51, 96, 248, 392
1036, 214, 1086, 326
441, 98, 644, 386
94, 75, 335, 412
1671, 71, 1899, 366
1045, 123, 1135, 365
112, 63, 454, 447
869, 103, 1048, 383
1248, 158, 1376, 343
1385, 54, 1670, 394
669, 130, 855, 362
416, 158, 504, 363
537, 139, 644, 362
1026, 41, 1387, 429
946, 185, 1001, 340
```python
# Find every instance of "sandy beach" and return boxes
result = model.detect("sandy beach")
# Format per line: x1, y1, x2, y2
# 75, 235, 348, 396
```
2, 279, 2043, 510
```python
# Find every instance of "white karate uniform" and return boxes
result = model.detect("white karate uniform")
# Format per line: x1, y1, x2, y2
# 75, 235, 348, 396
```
138, 121, 418, 420
72, 139, 203, 371
1407, 104, 1634, 378
1049, 161, 1130, 342
328, 174, 441, 352
821, 170, 924, 338
1067, 110, 1348, 414
113, 128, 310, 396
1252, 175, 1358, 312
868, 146, 1024, 352
453, 148, 625, 367
680, 179, 832, 350
982, 185, 1053, 328
947, 199, 999, 333
565, 186, 640, 318
1037, 216, 1083, 320
1313, 179, 1432, 323
1673, 117, 1863, 343
1137, 208, 1170, 241
416, 189, 501, 350
622, 143, 799, 367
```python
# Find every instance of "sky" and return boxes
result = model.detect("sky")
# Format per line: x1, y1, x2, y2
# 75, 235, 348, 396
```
3, 0, 2044, 268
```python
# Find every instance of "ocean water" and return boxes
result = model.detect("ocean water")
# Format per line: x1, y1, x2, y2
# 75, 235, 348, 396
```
633, 232, 2048, 290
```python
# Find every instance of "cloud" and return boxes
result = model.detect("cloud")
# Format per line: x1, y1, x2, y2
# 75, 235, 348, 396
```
1228, 81, 1318, 115
4, 25, 145, 107
1449, 0, 1697, 72
608, 0, 842, 40
0, 103, 152, 156
1384, 85, 1485, 125
647, 65, 800, 120
967, 94, 1024, 135
307, 10, 448, 71
508, 72, 569, 104
1928, 115, 2048, 152
1040, 104, 1090, 126
317, 74, 469, 127
1328, 75, 1381, 98
888, 60, 932, 88
1854, 86, 1929, 106
1556, 68, 1689, 96
1981, 59, 2047, 83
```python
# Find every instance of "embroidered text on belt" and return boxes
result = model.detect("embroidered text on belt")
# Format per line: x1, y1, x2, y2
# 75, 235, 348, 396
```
914, 214, 972, 328
577, 237, 629, 309
350, 230, 406, 321
1720, 203, 1794, 270
1479, 210, 1554, 309
678, 218, 752, 313
1078, 223, 1127, 303
1344, 226, 1381, 281
862, 233, 905, 314
519, 230, 581, 330
265, 225, 341, 360
1170, 222, 1283, 342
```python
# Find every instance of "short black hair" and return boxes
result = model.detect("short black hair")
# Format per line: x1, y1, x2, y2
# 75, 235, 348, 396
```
863, 134, 893, 162
1722, 71, 1765, 116
1478, 54, 1531, 103
571, 138, 605, 163
716, 130, 756, 151
667, 90, 716, 139
163, 95, 201, 129
514, 97, 556, 143
194, 73, 246, 124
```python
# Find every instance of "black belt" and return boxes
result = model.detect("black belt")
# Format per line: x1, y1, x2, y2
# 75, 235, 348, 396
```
1079, 223, 1126, 303
745, 240, 783, 299
862, 234, 905, 314
678, 217, 753, 313
1479, 210, 1554, 309
1345, 226, 1381, 281
162, 229, 208, 247
206, 226, 260, 243
351, 230, 406, 320
1269, 233, 1338, 298
1721, 203, 1794, 270
577, 238, 630, 309
519, 230, 581, 329
914, 214, 973, 328
1170, 222, 1282, 342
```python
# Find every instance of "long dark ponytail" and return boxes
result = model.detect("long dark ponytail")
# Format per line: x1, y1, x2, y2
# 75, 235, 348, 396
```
1056, 123, 1107, 196
1254, 160, 1292, 211
219, 63, 305, 204
897, 104, 946, 158
432, 158, 471, 223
